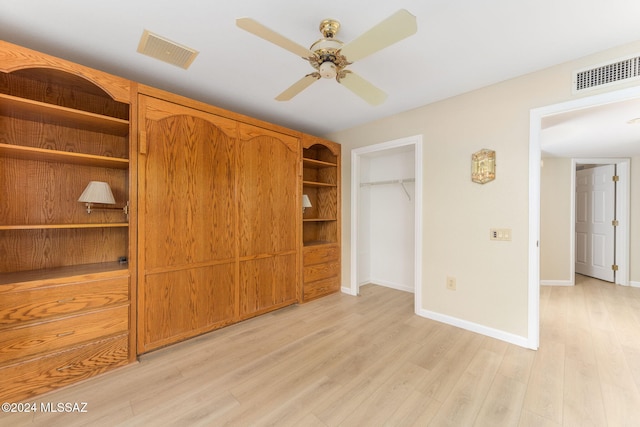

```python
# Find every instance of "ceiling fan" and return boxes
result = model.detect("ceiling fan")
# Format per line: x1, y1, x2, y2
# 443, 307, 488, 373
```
236, 9, 417, 106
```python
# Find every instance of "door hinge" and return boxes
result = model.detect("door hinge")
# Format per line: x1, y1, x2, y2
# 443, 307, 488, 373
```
612, 264, 619, 271
612, 175, 620, 182
612, 220, 619, 227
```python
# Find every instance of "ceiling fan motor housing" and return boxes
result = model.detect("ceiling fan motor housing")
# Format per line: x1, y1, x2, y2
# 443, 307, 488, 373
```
309, 37, 350, 80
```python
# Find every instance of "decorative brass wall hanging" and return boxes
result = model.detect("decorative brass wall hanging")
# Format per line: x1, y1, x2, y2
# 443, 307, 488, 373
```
471, 149, 496, 184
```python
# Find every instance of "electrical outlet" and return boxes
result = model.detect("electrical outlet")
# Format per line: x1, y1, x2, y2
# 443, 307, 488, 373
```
446, 276, 456, 290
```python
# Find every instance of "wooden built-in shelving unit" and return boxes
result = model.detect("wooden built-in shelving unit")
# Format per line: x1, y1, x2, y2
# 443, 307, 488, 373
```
0, 40, 135, 402
301, 137, 341, 301
0, 39, 341, 403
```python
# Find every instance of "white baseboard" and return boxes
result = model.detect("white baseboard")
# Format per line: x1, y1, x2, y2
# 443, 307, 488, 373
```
630, 281, 640, 289
540, 279, 574, 286
368, 278, 415, 294
341, 286, 357, 296
417, 308, 533, 349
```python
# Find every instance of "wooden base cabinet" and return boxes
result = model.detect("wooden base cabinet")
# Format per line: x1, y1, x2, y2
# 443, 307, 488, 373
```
0, 269, 131, 401
0, 41, 136, 402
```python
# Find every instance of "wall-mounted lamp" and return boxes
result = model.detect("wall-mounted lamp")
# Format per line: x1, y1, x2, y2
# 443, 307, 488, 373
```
78, 181, 129, 218
302, 194, 312, 213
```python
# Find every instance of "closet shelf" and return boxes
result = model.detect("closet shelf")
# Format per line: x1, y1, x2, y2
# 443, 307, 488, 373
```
360, 178, 415, 187
360, 178, 415, 200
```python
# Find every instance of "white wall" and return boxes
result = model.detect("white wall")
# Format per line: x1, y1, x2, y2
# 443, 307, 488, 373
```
359, 148, 415, 292
327, 39, 640, 345
540, 157, 572, 283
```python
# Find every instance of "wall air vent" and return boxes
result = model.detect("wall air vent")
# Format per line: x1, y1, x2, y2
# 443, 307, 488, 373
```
137, 30, 199, 69
573, 54, 640, 93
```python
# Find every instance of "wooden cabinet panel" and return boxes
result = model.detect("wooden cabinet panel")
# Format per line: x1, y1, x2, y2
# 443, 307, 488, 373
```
303, 276, 340, 301
239, 254, 297, 319
238, 124, 300, 258
303, 244, 339, 266
237, 123, 300, 319
0, 305, 128, 364
141, 264, 235, 352
140, 96, 236, 269
0, 334, 129, 402
0, 275, 128, 325
138, 94, 239, 353
304, 261, 341, 283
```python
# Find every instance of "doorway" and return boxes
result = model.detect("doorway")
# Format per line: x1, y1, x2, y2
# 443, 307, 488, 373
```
350, 135, 423, 314
573, 160, 630, 284
529, 85, 640, 349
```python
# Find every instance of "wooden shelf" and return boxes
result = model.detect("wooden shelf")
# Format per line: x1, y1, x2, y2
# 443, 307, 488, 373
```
303, 218, 336, 222
303, 181, 337, 188
0, 262, 128, 286
303, 240, 336, 247
0, 143, 129, 169
0, 223, 128, 230
303, 158, 337, 169
0, 93, 129, 136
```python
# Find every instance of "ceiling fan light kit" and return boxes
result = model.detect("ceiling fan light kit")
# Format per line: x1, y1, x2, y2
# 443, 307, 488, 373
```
236, 9, 417, 105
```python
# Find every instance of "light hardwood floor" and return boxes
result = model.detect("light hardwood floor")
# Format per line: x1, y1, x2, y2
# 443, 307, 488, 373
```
3, 276, 640, 426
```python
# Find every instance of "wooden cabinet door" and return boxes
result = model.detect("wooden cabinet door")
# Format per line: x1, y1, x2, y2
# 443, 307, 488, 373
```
137, 95, 237, 353
237, 124, 300, 318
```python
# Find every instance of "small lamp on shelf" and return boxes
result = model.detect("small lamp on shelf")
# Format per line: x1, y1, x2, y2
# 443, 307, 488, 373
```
78, 181, 129, 218
302, 194, 312, 213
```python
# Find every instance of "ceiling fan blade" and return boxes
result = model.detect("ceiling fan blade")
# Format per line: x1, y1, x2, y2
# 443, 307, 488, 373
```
236, 17, 315, 59
275, 73, 321, 101
338, 71, 387, 106
340, 9, 417, 62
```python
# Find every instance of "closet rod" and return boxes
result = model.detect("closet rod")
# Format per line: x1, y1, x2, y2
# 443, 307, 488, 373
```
360, 178, 415, 201
359, 178, 415, 187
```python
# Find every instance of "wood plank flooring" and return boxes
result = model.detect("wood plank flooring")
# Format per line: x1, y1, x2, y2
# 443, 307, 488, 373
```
2, 275, 640, 426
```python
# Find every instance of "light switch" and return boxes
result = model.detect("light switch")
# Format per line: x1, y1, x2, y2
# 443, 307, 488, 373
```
490, 228, 512, 241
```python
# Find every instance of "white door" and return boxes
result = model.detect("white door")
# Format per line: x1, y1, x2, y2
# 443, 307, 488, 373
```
575, 164, 616, 282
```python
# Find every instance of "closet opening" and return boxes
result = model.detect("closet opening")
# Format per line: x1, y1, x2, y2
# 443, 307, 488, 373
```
350, 135, 423, 314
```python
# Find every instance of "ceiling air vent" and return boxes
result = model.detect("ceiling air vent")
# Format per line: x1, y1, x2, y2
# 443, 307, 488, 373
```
573, 54, 640, 93
137, 30, 199, 69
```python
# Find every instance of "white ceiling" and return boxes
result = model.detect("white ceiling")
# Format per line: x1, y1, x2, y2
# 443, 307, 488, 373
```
2, 0, 640, 154
541, 97, 640, 158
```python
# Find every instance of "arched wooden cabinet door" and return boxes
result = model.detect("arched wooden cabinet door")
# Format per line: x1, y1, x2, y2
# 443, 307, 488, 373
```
137, 95, 237, 353
237, 124, 301, 319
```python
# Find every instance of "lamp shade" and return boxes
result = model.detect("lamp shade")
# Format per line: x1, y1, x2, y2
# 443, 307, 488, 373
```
78, 181, 116, 204
302, 194, 312, 208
